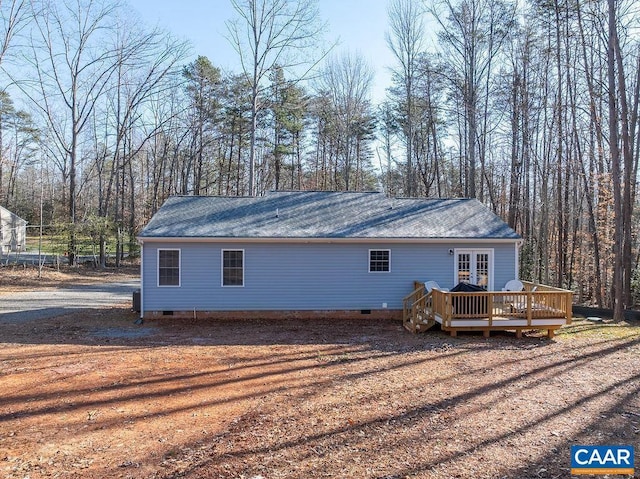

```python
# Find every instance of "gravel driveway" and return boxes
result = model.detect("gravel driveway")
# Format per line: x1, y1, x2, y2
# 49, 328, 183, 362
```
0, 279, 140, 323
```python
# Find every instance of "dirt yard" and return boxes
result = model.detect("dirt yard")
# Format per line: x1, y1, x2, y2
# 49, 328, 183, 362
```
1, 267, 639, 479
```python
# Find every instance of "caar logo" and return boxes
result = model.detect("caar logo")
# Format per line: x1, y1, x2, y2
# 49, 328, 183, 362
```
571, 445, 634, 475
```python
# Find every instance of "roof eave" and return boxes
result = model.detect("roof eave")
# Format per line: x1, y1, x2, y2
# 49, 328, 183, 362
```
137, 236, 521, 244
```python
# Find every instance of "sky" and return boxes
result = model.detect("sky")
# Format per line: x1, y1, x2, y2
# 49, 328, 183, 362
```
126, 0, 398, 102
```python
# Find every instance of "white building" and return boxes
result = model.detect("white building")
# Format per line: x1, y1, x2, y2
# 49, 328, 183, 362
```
0, 205, 27, 253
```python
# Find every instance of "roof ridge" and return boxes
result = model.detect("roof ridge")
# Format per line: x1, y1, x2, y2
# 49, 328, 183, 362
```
391, 196, 470, 201
267, 190, 382, 194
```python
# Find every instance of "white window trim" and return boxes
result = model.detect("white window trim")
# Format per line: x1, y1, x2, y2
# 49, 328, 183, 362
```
221, 249, 245, 287
453, 248, 494, 290
157, 248, 181, 287
368, 249, 391, 273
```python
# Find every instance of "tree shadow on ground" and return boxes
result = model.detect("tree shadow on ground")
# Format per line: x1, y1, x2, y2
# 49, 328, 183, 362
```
143, 329, 640, 479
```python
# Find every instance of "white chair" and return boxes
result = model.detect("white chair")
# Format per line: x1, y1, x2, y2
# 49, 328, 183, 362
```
424, 280, 449, 293
502, 279, 524, 292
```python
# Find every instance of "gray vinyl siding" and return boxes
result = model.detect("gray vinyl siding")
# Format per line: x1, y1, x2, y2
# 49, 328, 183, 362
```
142, 241, 518, 312
494, 243, 518, 286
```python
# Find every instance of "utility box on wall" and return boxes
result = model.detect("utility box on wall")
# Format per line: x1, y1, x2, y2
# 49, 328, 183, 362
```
132, 289, 141, 312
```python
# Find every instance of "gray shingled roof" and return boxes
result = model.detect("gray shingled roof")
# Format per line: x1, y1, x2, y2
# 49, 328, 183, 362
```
139, 191, 520, 240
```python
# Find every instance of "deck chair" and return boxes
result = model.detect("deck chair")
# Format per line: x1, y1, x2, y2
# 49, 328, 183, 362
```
502, 279, 524, 292
424, 280, 448, 293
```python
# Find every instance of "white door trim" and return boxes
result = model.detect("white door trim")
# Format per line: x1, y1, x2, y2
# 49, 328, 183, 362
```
454, 248, 494, 291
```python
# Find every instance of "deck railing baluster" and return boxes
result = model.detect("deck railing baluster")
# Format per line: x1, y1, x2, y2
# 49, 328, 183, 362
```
422, 281, 572, 338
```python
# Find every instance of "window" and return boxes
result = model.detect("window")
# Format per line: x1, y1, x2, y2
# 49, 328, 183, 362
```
369, 249, 390, 272
158, 249, 180, 286
222, 250, 244, 286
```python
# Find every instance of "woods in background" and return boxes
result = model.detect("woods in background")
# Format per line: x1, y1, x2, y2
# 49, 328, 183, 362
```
0, 0, 638, 316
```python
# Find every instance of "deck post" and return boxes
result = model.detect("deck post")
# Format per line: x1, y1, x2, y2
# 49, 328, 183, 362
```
565, 291, 573, 324
411, 302, 417, 333
488, 292, 493, 327
445, 294, 452, 329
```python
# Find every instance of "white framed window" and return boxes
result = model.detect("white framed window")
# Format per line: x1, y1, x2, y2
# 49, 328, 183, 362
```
222, 249, 244, 286
369, 249, 390, 273
158, 249, 180, 287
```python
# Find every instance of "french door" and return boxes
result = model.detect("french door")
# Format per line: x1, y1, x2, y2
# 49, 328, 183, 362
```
455, 249, 493, 290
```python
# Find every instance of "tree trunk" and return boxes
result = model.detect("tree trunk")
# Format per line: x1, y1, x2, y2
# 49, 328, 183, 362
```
607, 0, 624, 320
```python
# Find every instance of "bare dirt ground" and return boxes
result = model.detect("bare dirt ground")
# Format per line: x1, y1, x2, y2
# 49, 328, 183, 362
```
1, 267, 639, 479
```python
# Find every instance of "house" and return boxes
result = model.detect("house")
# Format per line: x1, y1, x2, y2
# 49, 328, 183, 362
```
0, 206, 27, 254
137, 191, 523, 320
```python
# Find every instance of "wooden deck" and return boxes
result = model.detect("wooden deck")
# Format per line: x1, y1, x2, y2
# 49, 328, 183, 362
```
403, 281, 573, 338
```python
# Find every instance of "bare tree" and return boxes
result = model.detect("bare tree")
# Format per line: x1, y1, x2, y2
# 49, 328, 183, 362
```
607, 0, 624, 320
15, 0, 122, 265
0, 0, 28, 67
316, 51, 375, 191
386, 0, 424, 197
98, 17, 190, 267
429, 0, 515, 199
0, 0, 29, 205
226, 0, 324, 196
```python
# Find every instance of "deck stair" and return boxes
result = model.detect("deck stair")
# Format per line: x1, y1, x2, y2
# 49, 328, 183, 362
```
402, 281, 436, 333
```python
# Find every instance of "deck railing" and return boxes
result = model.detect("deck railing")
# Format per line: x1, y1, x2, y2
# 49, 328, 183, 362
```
431, 284, 573, 329
403, 281, 573, 336
402, 282, 434, 333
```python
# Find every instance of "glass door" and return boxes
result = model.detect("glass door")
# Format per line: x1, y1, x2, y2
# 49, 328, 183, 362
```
455, 249, 492, 289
